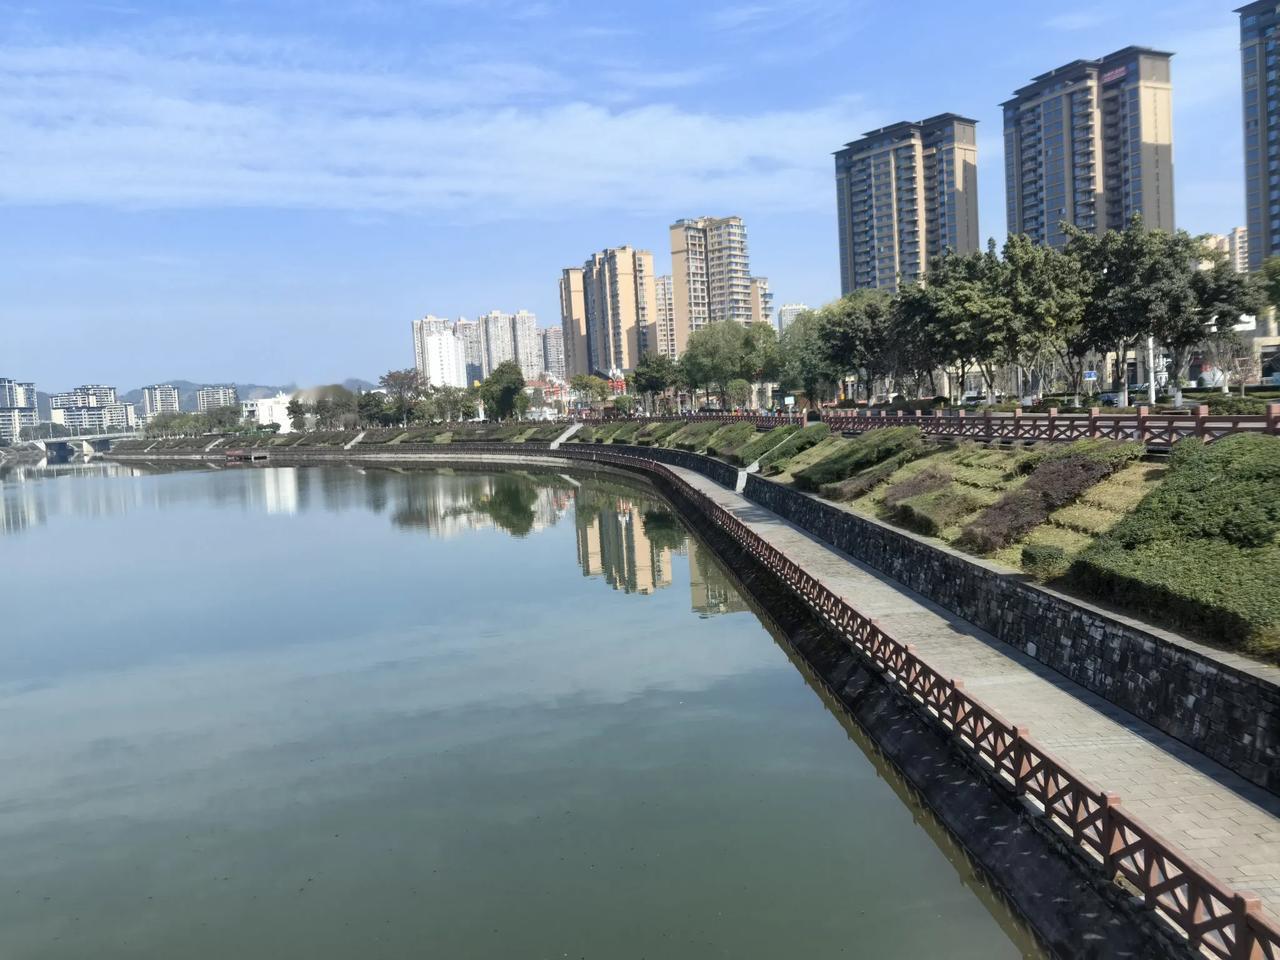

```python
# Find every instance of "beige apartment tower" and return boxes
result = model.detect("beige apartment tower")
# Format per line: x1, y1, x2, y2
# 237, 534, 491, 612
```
559, 268, 588, 378
1003, 46, 1174, 248
577, 246, 657, 374
653, 275, 677, 360
669, 216, 753, 355
834, 114, 979, 293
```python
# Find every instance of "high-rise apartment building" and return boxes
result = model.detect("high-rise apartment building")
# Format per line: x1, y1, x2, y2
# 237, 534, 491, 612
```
653, 275, 677, 360
749, 277, 773, 325
141, 384, 180, 420
195, 385, 239, 411
669, 216, 753, 354
1003, 47, 1174, 249
51, 385, 117, 408
776, 303, 809, 333
580, 246, 657, 374
1241, 3, 1280, 270
559, 268, 589, 378
1230, 226, 1250, 273
512, 310, 543, 381
412, 315, 468, 389
479, 311, 516, 373
0, 378, 38, 442
540, 326, 566, 381
834, 114, 980, 292
454, 318, 485, 384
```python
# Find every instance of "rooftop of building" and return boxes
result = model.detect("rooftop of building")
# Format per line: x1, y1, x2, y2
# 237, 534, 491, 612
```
835, 113, 978, 154
1236, 1, 1278, 15
1004, 46, 1175, 103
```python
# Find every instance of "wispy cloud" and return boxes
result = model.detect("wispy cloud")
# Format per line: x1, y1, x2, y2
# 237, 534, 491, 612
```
0, 34, 877, 218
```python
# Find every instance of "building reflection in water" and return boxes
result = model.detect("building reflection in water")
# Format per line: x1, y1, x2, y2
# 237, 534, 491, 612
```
1, 463, 750, 616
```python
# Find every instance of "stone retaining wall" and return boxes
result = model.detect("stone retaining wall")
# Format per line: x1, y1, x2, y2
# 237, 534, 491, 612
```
741, 474, 1280, 793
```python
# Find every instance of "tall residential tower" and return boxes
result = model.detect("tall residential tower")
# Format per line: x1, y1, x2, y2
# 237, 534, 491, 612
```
1003, 47, 1174, 249
1241, 3, 1280, 269
578, 246, 657, 374
669, 216, 753, 354
834, 115, 979, 293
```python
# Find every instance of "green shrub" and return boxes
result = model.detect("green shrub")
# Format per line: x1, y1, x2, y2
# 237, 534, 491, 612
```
670, 420, 727, 451
882, 467, 951, 506
734, 425, 799, 465
792, 427, 924, 492
1193, 394, 1270, 415
635, 421, 685, 446
1072, 435, 1280, 658
705, 421, 760, 458
888, 488, 982, 537
957, 441, 1143, 554
757, 424, 829, 471
1021, 543, 1069, 581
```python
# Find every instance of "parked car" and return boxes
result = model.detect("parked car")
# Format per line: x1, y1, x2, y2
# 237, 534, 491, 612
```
1098, 393, 1120, 407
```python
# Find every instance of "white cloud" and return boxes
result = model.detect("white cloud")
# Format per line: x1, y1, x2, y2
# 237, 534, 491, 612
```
0, 36, 878, 218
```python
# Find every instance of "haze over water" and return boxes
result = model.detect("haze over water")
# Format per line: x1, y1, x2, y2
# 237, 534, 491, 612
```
0, 464, 1039, 958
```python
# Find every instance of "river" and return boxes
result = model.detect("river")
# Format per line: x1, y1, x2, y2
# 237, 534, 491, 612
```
0, 462, 1043, 958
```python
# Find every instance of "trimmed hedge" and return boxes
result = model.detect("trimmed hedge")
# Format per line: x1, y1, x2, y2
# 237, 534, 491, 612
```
734, 425, 799, 465
670, 420, 727, 451
1071, 435, 1280, 657
956, 440, 1143, 554
757, 424, 830, 472
792, 427, 924, 492
1021, 543, 1069, 581
704, 421, 760, 459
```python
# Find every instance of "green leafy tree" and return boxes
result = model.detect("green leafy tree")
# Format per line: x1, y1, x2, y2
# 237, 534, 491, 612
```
612, 394, 637, 415
357, 391, 389, 427
204, 404, 244, 432
570, 374, 611, 408
286, 397, 308, 432
726, 378, 752, 408
680, 321, 757, 405
1261, 255, 1280, 311
433, 385, 475, 422
479, 361, 526, 420
777, 309, 837, 409
632, 352, 677, 413
378, 368, 423, 425
1001, 234, 1089, 402
1188, 247, 1266, 399
818, 289, 893, 402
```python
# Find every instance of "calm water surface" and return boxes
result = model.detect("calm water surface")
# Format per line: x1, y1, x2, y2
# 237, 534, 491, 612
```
0, 462, 1042, 958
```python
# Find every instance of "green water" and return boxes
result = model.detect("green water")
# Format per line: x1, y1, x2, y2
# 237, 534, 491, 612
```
0, 463, 1041, 958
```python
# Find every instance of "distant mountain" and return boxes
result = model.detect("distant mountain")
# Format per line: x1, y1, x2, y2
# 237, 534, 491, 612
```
119, 378, 376, 412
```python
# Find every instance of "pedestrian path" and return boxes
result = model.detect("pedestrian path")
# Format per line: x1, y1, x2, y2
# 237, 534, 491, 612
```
669, 466, 1280, 919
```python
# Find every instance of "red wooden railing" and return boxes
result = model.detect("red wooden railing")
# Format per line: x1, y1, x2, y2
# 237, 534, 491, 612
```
821, 404, 1280, 447
555, 445, 1280, 959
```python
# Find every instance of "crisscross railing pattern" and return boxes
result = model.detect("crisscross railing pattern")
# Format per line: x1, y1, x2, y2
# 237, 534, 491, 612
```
552, 444, 1280, 959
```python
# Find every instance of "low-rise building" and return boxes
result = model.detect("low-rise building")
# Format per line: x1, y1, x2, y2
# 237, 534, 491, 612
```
241, 393, 295, 433
48, 383, 135, 434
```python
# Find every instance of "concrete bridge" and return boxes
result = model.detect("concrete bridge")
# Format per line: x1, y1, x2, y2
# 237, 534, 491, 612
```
24, 432, 139, 458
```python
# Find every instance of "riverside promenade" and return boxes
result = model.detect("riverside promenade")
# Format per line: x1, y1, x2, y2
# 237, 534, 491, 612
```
668, 464, 1280, 921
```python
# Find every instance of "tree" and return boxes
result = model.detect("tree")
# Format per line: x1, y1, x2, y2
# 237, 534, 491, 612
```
433, 386, 475, 422
570, 374, 611, 409
680, 321, 757, 405
357, 391, 389, 427
632, 352, 677, 413
1261, 255, 1280, 312
818, 290, 893, 402
204, 404, 243, 432
612, 394, 637, 415
379, 369, 422, 425
1001, 234, 1089, 403
286, 397, 308, 432
1188, 248, 1265, 400
726, 378, 752, 408
1067, 215, 1200, 407
777, 309, 837, 409
479, 361, 526, 420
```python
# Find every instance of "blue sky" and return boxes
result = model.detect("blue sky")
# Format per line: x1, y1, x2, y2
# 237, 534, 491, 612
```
0, 1, 1247, 390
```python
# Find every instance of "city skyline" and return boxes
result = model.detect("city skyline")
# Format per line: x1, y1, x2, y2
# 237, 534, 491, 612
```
0, 2, 1255, 389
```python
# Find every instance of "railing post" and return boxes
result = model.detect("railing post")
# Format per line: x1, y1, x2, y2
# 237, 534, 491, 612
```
1268, 402, 1280, 436
1229, 893, 1262, 960
1012, 726, 1031, 795
1196, 404, 1209, 439
1137, 405, 1149, 444
1013, 406, 1023, 440
1047, 407, 1058, 441
1089, 406, 1100, 439
1099, 792, 1122, 876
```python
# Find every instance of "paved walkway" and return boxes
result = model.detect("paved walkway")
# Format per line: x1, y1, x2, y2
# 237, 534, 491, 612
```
670, 466, 1280, 919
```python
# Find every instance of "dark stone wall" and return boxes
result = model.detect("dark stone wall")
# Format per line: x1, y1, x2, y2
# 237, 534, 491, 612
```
742, 474, 1280, 794
567, 443, 740, 489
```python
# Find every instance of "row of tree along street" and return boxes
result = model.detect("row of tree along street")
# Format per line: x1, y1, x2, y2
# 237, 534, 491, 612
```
639, 216, 1268, 413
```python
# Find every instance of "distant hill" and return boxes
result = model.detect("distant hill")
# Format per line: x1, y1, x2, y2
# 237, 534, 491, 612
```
119, 379, 375, 412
